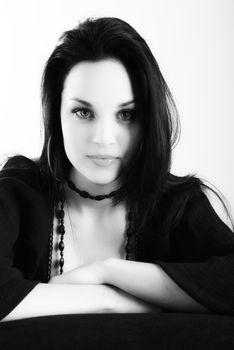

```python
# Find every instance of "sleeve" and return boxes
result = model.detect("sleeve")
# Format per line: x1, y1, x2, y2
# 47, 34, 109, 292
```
0, 179, 39, 320
156, 190, 234, 315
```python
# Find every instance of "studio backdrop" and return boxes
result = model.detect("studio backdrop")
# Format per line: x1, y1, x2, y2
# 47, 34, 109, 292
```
0, 0, 233, 221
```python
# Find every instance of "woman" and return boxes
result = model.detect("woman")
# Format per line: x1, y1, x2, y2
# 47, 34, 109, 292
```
0, 17, 234, 322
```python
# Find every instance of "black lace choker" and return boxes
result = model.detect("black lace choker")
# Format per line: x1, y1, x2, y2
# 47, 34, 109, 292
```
67, 179, 119, 201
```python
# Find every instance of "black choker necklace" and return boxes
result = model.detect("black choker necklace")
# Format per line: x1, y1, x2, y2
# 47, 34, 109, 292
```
67, 179, 119, 201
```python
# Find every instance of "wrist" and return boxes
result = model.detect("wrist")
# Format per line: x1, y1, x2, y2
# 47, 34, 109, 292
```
102, 257, 118, 285
48, 275, 59, 284
48, 273, 66, 284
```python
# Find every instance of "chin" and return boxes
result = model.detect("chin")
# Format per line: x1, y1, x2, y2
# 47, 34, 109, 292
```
70, 162, 121, 187
85, 164, 120, 183
74, 169, 117, 185
87, 174, 118, 186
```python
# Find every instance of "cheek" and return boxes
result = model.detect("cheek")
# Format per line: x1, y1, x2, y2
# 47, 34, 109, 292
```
61, 123, 84, 158
121, 124, 141, 160
126, 124, 141, 150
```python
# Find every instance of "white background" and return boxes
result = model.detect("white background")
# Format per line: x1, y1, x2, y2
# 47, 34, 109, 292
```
0, 0, 233, 218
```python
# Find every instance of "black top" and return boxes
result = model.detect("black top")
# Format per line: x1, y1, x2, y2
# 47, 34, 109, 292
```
0, 156, 234, 320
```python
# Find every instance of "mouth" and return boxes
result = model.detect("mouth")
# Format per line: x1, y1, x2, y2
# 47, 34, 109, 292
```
87, 155, 120, 167
87, 155, 120, 160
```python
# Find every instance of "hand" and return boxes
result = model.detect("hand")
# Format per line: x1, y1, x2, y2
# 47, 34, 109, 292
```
49, 260, 106, 285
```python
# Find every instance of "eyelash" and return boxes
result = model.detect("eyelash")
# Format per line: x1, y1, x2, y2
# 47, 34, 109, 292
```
72, 108, 93, 120
118, 109, 135, 121
71, 107, 135, 122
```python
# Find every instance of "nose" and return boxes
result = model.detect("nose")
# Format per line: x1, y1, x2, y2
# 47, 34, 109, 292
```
92, 117, 116, 146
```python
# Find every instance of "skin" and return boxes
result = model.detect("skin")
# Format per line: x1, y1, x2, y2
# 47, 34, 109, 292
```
60, 58, 141, 195
55, 58, 142, 272
54, 58, 208, 314
2, 59, 208, 322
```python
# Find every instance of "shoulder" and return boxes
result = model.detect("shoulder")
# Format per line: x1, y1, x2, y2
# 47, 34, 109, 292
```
158, 173, 233, 232
160, 173, 203, 212
154, 173, 220, 229
1, 155, 40, 180
0, 156, 53, 220
137, 174, 204, 232
0, 155, 52, 205
0, 155, 49, 192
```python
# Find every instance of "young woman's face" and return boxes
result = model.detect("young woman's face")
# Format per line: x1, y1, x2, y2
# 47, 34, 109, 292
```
60, 59, 141, 186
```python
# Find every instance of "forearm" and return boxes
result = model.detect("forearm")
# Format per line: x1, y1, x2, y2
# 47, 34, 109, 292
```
1, 281, 155, 322
104, 259, 209, 313
1, 283, 114, 322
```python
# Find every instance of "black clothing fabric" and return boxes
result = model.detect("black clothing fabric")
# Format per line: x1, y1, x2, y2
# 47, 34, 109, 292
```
1, 313, 234, 350
0, 157, 234, 320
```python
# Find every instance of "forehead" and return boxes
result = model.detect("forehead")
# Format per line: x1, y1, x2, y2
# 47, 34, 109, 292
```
62, 59, 134, 103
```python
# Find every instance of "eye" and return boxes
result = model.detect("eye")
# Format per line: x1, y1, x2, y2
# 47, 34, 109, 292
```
71, 107, 93, 120
118, 109, 135, 122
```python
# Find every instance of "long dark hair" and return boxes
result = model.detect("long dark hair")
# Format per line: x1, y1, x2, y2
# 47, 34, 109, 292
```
38, 17, 180, 212
2, 17, 232, 230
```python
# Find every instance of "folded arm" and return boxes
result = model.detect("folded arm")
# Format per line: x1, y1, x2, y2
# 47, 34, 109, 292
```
51, 258, 209, 313
1, 281, 157, 322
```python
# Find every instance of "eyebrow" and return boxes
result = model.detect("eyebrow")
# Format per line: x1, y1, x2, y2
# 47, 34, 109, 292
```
70, 98, 137, 108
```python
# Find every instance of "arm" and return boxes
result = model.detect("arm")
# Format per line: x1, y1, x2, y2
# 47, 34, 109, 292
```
51, 191, 234, 314
0, 177, 158, 322
52, 259, 208, 313
103, 258, 209, 312
103, 189, 233, 314
102, 189, 233, 314
1, 282, 157, 322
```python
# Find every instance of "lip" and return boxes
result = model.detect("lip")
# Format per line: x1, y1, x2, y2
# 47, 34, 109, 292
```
87, 155, 120, 159
87, 155, 120, 167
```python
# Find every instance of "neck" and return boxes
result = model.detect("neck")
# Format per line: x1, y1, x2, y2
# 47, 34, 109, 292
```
65, 169, 120, 211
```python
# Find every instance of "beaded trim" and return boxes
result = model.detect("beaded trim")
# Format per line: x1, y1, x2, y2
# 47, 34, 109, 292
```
47, 202, 138, 280
47, 223, 54, 282
57, 201, 65, 274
